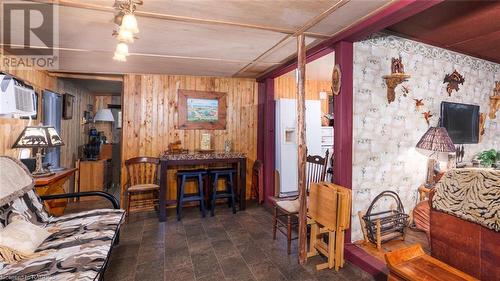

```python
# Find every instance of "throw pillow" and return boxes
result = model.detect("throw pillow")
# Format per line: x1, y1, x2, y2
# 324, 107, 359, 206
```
0, 218, 51, 257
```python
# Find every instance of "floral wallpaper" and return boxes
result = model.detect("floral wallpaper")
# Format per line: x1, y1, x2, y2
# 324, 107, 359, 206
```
351, 34, 500, 241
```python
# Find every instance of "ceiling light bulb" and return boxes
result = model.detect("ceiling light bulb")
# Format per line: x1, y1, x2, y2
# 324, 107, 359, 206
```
116, 27, 134, 43
115, 42, 129, 56
121, 14, 139, 34
113, 51, 127, 62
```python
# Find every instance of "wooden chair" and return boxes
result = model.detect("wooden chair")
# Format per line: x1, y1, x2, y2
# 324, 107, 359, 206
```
124, 156, 160, 221
273, 149, 329, 254
251, 160, 264, 204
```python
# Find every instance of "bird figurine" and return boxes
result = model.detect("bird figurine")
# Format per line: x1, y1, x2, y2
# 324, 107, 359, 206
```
414, 99, 424, 111
423, 111, 433, 125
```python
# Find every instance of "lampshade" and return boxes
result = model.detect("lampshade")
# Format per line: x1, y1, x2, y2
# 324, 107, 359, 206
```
416, 127, 455, 152
94, 109, 115, 122
115, 42, 129, 57
113, 51, 127, 62
12, 126, 64, 148
116, 27, 134, 43
121, 14, 139, 34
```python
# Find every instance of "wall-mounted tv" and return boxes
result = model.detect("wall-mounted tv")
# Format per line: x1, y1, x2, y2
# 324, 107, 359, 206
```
440, 101, 480, 144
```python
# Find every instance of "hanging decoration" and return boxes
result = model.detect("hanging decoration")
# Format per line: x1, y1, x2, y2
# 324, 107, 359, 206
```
414, 98, 424, 112
422, 111, 433, 126
331, 64, 341, 96
489, 81, 500, 119
112, 0, 143, 62
443, 70, 465, 96
382, 56, 410, 104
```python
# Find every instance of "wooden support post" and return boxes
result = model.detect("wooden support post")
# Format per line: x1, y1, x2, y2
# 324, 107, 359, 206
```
297, 34, 308, 265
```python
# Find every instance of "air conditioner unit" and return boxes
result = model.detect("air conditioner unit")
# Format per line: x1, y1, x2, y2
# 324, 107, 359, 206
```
0, 74, 36, 116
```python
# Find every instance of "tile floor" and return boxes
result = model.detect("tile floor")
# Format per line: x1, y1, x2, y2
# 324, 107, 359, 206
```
99, 203, 374, 281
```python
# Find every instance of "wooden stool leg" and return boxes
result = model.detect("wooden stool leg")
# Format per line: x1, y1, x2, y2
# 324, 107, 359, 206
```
273, 206, 278, 240
177, 176, 186, 221
287, 214, 292, 255
198, 174, 206, 218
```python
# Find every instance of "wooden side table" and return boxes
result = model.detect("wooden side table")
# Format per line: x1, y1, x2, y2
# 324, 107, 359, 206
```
34, 168, 78, 216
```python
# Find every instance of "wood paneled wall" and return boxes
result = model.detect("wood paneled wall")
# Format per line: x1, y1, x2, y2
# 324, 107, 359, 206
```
0, 53, 91, 193
122, 75, 258, 202
0, 59, 57, 158
57, 79, 93, 185
274, 75, 331, 115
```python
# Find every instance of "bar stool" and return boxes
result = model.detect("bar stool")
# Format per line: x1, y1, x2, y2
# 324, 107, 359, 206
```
177, 169, 207, 221
209, 169, 237, 216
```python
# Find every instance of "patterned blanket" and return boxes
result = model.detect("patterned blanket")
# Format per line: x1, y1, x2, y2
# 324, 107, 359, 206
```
432, 168, 500, 232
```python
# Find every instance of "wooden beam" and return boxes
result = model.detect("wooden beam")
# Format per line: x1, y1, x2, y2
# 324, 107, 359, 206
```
234, 0, 350, 77
30, 0, 330, 39
333, 41, 353, 244
259, 78, 276, 205
48, 72, 123, 82
296, 34, 308, 265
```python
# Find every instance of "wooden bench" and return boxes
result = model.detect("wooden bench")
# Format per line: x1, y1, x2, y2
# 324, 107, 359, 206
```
384, 244, 478, 281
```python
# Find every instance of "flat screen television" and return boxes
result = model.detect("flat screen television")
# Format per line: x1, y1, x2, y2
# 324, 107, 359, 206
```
440, 101, 480, 144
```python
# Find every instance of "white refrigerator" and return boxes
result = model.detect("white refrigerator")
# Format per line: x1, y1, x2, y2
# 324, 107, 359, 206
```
275, 98, 322, 196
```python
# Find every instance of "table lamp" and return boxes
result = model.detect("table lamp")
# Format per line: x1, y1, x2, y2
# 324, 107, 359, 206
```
12, 126, 64, 177
416, 127, 455, 185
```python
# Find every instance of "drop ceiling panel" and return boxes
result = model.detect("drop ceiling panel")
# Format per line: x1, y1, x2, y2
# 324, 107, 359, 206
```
140, 0, 338, 31
58, 6, 286, 62
57, 50, 247, 76
309, 0, 392, 35
261, 36, 317, 64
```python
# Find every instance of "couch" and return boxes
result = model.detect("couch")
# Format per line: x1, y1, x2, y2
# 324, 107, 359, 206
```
0, 156, 124, 280
430, 168, 500, 281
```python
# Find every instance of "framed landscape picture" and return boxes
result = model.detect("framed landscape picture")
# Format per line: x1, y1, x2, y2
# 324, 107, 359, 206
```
178, 90, 227, 130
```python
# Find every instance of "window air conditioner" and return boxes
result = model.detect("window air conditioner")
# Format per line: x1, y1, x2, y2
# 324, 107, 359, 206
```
0, 74, 36, 116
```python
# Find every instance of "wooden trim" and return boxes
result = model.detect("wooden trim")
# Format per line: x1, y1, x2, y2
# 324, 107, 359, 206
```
48, 72, 123, 82
178, 89, 227, 130
31, 0, 330, 39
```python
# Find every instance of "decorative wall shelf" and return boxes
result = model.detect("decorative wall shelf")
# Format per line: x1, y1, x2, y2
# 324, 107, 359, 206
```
490, 96, 500, 119
383, 73, 410, 104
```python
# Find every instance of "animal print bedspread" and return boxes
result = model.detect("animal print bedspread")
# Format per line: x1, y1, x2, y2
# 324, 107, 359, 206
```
432, 168, 500, 232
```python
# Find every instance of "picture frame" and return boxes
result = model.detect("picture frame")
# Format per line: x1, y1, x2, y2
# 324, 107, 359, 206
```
178, 89, 227, 130
63, 93, 74, 119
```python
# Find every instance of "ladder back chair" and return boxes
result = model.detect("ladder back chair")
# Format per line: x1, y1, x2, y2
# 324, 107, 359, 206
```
273, 149, 329, 254
124, 156, 160, 221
